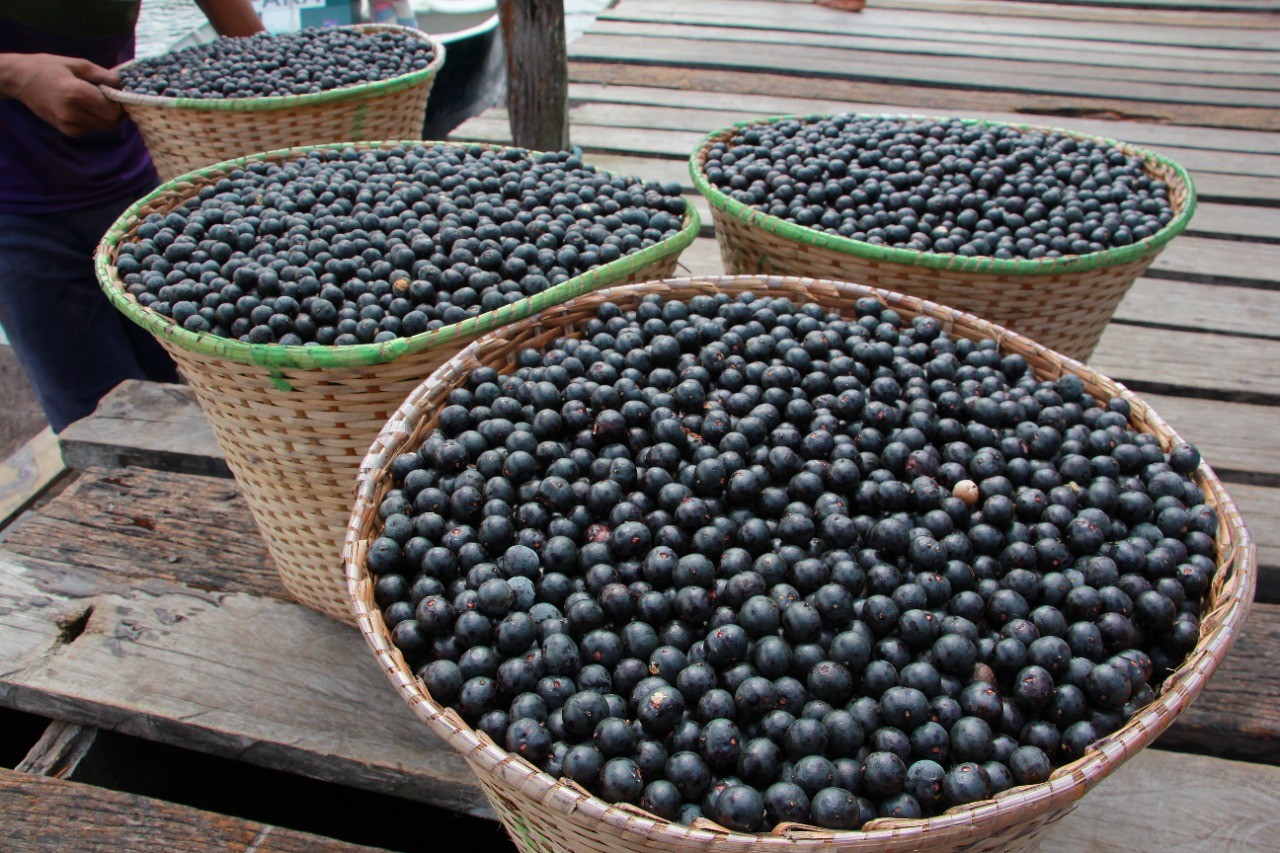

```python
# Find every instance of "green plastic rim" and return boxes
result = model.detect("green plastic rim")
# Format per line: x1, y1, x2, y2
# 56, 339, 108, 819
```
690, 113, 1197, 277
103, 24, 445, 113
95, 140, 701, 371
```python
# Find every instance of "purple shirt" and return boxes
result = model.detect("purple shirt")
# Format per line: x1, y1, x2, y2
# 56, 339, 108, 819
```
0, 9, 158, 214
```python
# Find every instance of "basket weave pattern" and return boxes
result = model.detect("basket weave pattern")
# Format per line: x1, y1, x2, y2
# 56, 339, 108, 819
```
691, 117, 1196, 362
96, 143, 699, 621
345, 276, 1253, 852
105, 25, 445, 180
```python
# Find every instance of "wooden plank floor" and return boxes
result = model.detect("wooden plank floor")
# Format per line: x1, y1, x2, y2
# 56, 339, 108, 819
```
1, 1, 1276, 849
452, 0, 1280, 601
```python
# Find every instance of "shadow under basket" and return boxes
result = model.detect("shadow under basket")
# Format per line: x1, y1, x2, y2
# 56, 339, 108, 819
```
104, 24, 446, 181
345, 275, 1253, 851
95, 141, 700, 622
691, 116, 1197, 362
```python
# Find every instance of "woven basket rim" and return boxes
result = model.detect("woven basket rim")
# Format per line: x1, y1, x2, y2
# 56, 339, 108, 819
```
102, 24, 445, 112
345, 274, 1254, 849
93, 140, 701, 370
689, 113, 1197, 277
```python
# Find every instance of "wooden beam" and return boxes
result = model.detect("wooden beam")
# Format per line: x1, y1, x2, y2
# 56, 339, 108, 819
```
0, 767, 388, 852
497, 0, 569, 150
0, 428, 65, 528
15, 721, 99, 779
59, 381, 229, 479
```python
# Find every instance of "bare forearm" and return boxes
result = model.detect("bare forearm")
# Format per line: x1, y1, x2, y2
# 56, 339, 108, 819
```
194, 0, 265, 38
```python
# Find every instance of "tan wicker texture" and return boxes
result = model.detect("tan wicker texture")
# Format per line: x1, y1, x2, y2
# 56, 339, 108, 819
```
96, 143, 698, 622
692, 118, 1196, 362
346, 275, 1255, 852
104, 25, 444, 180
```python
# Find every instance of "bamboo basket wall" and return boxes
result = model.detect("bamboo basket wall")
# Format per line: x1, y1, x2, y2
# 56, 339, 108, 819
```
103, 24, 445, 180
95, 141, 700, 622
346, 275, 1254, 853
691, 116, 1197, 362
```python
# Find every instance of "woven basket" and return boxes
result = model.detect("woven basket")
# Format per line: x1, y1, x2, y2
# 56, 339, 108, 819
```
690, 116, 1197, 362
346, 275, 1253, 852
103, 24, 446, 180
95, 141, 700, 622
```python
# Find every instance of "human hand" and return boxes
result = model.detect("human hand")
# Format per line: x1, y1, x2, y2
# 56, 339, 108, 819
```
0, 53, 125, 138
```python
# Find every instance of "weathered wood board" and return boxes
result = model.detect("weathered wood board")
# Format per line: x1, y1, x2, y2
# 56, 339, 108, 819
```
0, 466, 275, 600
58, 381, 228, 480
0, 428, 65, 529
0, 767, 388, 852
0, 549, 492, 818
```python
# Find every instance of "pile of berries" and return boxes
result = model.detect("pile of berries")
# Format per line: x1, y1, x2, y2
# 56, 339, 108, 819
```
119, 27, 436, 99
702, 116, 1175, 260
368, 292, 1212, 831
113, 145, 687, 346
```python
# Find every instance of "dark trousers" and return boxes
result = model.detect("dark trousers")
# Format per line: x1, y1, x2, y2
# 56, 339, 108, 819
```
0, 194, 178, 433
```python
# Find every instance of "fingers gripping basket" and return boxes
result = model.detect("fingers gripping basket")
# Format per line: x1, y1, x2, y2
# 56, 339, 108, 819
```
103, 24, 446, 180
95, 141, 699, 622
345, 275, 1253, 852
691, 117, 1197, 362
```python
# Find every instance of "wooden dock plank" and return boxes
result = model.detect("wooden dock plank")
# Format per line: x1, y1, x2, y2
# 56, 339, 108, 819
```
1134, 394, 1280, 485
588, 18, 1280, 83
617, 4, 1280, 56
566, 82, 1280, 155
1115, 281, 1280, 340
0, 466, 275, 601
1153, 602, 1280, 766
59, 381, 228, 480
0, 428, 65, 529
0, 767, 387, 852
568, 34, 1280, 110
873, 0, 1280, 27
0, 549, 493, 818
569, 63, 1280, 133
1042, 751, 1280, 852
1090, 326, 1280, 405
699, 0, 1279, 49
1226, 483, 1280, 597
557, 99, 1280, 180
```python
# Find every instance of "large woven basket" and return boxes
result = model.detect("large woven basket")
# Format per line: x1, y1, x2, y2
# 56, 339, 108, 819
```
691, 116, 1197, 362
346, 275, 1253, 853
95, 141, 700, 622
103, 24, 446, 180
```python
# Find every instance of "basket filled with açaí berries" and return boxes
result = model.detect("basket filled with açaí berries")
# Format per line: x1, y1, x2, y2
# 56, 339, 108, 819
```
691, 115, 1196, 361
101, 25, 446, 179
94, 140, 698, 621
345, 275, 1252, 851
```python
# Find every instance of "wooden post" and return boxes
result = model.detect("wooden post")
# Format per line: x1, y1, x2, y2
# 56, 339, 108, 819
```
497, 0, 570, 151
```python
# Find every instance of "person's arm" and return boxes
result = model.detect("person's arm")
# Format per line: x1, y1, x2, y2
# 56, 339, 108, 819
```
0, 53, 123, 137
193, 0, 266, 37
